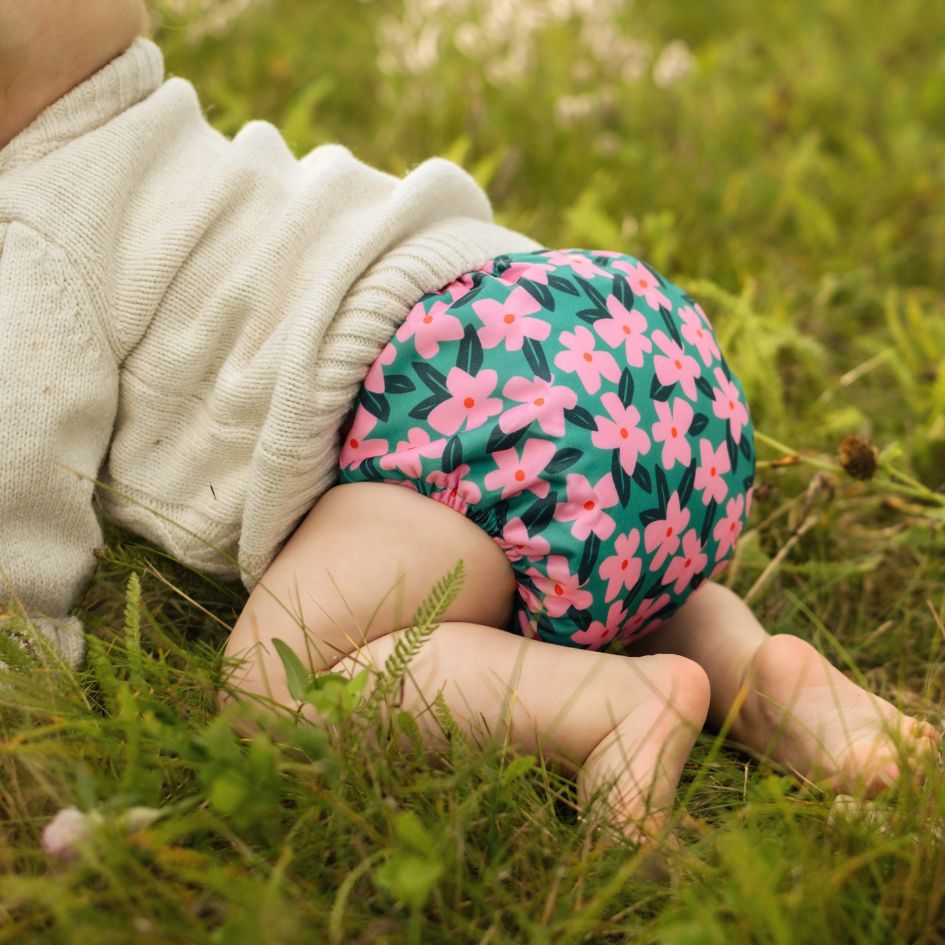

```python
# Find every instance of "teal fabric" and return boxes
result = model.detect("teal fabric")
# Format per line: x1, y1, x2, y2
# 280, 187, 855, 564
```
338, 250, 754, 650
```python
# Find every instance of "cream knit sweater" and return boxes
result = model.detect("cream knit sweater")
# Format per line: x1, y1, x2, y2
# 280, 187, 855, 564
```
0, 39, 539, 666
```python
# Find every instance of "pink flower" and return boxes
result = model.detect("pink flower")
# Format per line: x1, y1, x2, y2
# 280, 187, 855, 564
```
379, 427, 447, 477
553, 472, 619, 541
694, 439, 731, 505
427, 464, 482, 515
395, 299, 465, 358
598, 529, 643, 602
679, 305, 720, 367
542, 250, 612, 280
651, 398, 694, 469
515, 582, 545, 637
652, 330, 702, 400
711, 367, 750, 443
594, 295, 653, 367
499, 375, 578, 436
713, 493, 746, 559
363, 342, 397, 394
440, 274, 475, 302
644, 492, 690, 570
621, 593, 672, 641
428, 367, 503, 435
591, 392, 651, 475
570, 600, 627, 649
497, 259, 557, 285
484, 438, 557, 499
496, 517, 552, 562
554, 325, 621, 394
339, 411, 389, 470
473, 286, 551, 351
612, 258, 671, 311
526, 555, 593, 618
662, 530, 708, 594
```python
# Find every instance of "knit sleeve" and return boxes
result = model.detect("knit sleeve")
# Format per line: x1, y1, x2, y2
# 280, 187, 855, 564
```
0, 222, 119, 668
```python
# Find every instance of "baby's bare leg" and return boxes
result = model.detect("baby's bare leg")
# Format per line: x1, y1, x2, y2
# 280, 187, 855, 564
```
221, 482, 709, 837
626, 582, 939, 794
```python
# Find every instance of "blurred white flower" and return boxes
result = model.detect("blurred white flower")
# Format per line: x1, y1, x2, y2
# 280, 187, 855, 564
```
42, 805, 163, 860
652, 39, 695, 88
42, 807, 98, 859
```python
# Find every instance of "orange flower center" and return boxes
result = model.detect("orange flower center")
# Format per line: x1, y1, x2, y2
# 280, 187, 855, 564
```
665, 526, 673, 537
710, 466, 717, 477
620, 559, 628, 571
640, 279, 649, 288
674, 359, 682, 370
514, 469, 526, 481
423, 315, 433, 324
534, 396, 545, 406
349, 438, 359, 449
584, 501, 595, 511
503, 313, 516, 324
554, 584, 564, 596
583, 352, 593, 362
620, 428, 628, 439
464, 397, 475, 408
671, 427, 678, 438
623, 325, 632, 334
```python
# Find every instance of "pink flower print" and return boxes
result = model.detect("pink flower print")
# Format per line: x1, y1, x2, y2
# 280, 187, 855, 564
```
440, 274, 474, 302
484, 438, 557, 500
542, 250, 611, 280
570, 600, 627, 650
694, 439, 731, 506
526, 555, 593, 618
473, 286, 551, 351
339, 411, 389, 470
427, 464, 481, 515
498, 259, 556, 285
379, 427, 447, 477
496, 517, 552, 563
395, 299, 465, 358
553, 472, 619, 542
711, 367, 750, 443
612, 258, 671, 311
598, 529, 643, 602
644, 492, 690, 571
652, 330, 701, 400
594, 295, 653, 367
363, 342, 397, 394
554, 325, 621, 395
621, 593, 672, 641
428, 367, 503, 436
591, 392, 651, 475
662, 530, 708, 594
499, 375, 577, 436
713, 493, 746, 559
679, 305, 720, 367
651, 398, 694, 470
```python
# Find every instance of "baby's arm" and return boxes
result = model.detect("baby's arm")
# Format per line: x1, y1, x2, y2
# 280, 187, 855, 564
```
0, 222, 119, 666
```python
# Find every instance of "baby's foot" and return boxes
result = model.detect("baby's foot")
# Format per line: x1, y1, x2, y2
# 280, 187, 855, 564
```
578, 654, 710, 841
733, 634, 939, 795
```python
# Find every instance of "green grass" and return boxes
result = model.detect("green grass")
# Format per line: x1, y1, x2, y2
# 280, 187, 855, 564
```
2, 0, 945, 941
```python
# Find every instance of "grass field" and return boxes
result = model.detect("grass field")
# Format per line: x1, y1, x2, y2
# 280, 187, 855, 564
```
2, 0, 945, 942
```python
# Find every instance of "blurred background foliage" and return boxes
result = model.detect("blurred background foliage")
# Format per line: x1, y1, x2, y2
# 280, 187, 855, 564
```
152, 0, 945, 483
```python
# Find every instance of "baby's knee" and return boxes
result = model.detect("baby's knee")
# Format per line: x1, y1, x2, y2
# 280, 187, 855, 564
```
655, 654, 711, 725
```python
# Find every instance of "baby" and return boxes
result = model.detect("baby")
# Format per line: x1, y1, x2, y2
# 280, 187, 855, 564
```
0, 0, 937, 839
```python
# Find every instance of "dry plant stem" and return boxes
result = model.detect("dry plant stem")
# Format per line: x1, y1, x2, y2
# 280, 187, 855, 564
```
754, 430, 945, 506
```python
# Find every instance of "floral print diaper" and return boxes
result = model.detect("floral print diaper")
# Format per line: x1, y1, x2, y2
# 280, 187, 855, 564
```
338, 250, 754, 650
